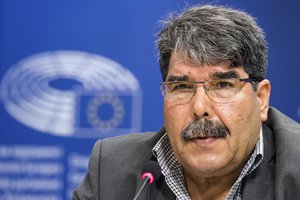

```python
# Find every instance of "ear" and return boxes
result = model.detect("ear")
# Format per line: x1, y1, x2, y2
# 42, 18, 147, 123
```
256, 79, 271, 122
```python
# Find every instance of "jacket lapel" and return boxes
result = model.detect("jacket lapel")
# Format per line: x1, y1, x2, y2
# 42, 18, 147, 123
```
147, 175, 176, 200
242, 123, 275, 200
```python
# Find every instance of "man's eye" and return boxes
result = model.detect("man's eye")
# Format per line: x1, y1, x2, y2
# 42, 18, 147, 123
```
171, 83, 193, 91
214, 81, 235, 89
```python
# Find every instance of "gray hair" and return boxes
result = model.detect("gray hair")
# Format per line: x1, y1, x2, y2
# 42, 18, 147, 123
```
156, 5, 268, 83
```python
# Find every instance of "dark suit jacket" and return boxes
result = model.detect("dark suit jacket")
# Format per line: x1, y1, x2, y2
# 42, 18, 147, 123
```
73, 107, 300, 200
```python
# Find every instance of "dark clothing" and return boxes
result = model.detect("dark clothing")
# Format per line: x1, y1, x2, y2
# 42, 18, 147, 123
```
73, 107, 300, 200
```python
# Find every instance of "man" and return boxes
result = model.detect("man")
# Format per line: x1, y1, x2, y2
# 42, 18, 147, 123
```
73, 5, 300, 200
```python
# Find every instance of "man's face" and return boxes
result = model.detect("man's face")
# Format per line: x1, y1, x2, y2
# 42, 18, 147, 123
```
164, 52, 270, 179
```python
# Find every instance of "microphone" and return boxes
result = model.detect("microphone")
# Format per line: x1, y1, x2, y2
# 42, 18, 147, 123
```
132, 161, 161, 200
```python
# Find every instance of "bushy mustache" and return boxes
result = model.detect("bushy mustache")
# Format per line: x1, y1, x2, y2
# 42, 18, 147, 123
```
182, 119, 230, 141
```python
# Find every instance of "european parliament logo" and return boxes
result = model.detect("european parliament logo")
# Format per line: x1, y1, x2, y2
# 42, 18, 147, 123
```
0, 51, 142, 138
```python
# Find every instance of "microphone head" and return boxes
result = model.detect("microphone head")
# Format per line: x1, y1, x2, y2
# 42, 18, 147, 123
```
141, 161, 161, 184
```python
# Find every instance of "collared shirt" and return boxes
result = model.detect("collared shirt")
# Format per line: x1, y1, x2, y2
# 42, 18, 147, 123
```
152, 129, 264, 200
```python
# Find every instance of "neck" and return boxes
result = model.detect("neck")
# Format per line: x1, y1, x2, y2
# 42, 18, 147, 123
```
184, 166, 242, 200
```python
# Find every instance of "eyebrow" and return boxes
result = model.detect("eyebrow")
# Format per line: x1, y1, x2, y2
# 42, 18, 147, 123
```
209, 71, 240, 79
166, 70, 240, 82
166, 75, 189, 82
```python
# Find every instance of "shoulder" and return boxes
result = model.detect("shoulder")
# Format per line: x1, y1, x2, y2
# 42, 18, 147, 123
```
265, 106, 300, 146
265, 107, 300, 198
102, 130, 162, 146
98, 129, 165, 155
265, 106, 300, 149
264, 106, 300, 168
96, 129, 166, 199
266, 106, 300, 135
92, 128, 166, 166
73, 130, 166, 200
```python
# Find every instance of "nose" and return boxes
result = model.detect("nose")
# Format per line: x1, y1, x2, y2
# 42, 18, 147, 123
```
191, 86, 212, 119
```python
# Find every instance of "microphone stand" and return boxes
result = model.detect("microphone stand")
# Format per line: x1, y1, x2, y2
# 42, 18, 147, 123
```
132, 176, 150, 200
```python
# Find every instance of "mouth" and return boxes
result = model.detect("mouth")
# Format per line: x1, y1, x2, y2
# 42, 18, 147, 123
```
190, 136, 219, 147
190, 135, 218, 140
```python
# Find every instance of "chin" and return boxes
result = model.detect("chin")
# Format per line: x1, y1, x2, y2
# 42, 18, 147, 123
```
184, 156, 232, 177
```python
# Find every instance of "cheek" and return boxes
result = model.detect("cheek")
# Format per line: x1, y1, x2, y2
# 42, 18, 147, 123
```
164, 102, 190, 129
214, 103, 241, 127
164, 102, 191, 152
215, 99, 261, 150
163, 103, 174, 128
213, 103, 251, 150
215, 96, 258, 130
164, 103, 178, 141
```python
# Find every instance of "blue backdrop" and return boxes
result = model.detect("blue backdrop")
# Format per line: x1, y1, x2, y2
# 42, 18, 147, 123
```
1, 1, 299, 199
